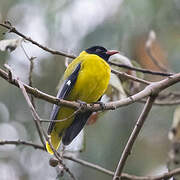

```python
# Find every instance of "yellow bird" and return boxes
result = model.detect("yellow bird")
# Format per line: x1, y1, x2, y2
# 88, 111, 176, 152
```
46, 46, 119, 154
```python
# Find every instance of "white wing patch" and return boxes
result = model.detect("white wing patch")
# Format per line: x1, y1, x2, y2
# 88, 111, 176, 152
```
66, 80, 71, 86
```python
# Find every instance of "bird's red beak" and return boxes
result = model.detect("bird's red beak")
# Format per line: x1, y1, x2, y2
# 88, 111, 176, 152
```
106, 50, 119, 55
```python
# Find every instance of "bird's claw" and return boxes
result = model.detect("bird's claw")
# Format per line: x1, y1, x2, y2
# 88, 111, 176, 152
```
77, 100, 87, 110
90, 101, 106, 110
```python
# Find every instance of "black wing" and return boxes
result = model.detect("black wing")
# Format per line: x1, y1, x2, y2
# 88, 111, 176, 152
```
47, 63, 81, 135
62, 111, 92, 145
62, 97, 102, 145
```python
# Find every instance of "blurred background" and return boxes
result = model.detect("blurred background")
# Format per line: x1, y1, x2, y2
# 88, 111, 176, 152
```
0, 0, 180, 179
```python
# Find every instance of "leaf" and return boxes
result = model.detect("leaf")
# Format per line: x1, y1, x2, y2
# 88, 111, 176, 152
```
0, 38, 23, 52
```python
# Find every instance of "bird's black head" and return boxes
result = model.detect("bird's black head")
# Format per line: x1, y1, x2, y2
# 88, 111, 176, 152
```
85, 46, 119, 62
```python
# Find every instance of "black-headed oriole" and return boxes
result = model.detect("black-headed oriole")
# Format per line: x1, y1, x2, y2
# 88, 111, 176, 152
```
46, 46, 119, 154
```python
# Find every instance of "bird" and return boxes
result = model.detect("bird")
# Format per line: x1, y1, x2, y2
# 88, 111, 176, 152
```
46, 45, 119, 154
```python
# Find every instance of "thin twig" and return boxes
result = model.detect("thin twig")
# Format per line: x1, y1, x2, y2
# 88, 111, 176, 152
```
0, 22, 175, 78
109, 61, 173, 77
17, 77, 46, 148
63, 155, 114, 177
138, 91, 180, 106
40, 108, 81, 123
140, 98, 180, 106
113, 96, 156, 180
18, 79, 76, 180
145, 30, 169, 72
0, 22, 76, 59
111, 68, 151, 85
146, 47, 169, 72
4, 64, 13, 82
21, 43, 36, 108
17, 77, 76, 180
1, 139, 180, 180
0, 66, 80, 109
29, 57, 35, 106
0, 140, 45, 150
3, 65, 43, 146
64, 156, 180, 180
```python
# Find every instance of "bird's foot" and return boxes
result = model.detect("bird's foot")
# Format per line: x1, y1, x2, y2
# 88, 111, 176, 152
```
90, 101, 106, 110
77, 100, 88, 111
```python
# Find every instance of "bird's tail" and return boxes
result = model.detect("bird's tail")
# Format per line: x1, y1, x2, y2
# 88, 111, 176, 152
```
46, 130, 62, 154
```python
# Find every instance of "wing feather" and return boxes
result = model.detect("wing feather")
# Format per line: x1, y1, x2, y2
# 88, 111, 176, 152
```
62, 111, 92, 145
47, 63, 81, 134
62, 97, 102, 145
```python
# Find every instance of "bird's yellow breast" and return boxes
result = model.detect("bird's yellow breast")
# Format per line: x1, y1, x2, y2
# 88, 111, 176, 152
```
67, 52, 111, 103
54, 52, 110, 132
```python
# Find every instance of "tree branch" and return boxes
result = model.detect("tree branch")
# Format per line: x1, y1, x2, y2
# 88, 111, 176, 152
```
111, 69, 151, 85
113, 96, 156, 180
0, 139, 45, 150
0, 22, 174, 78
140, 98, 180, 106
21, 44, 36, 107
1, 66, 180, 111
1, 139, 180, 180
16, 74, 76, 180
17, 77, 46, 148
0, 22, 76, 59
0, 67, 80, 109
109, 61, 173, 77
3, 64, 46, 149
